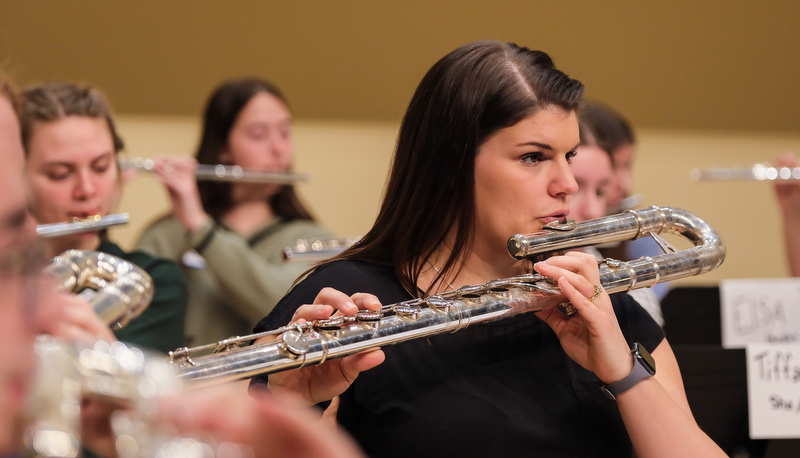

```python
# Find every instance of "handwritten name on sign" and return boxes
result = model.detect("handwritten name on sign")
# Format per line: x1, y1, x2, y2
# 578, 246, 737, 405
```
721, 278, 800, 349
747, 343, 800, 438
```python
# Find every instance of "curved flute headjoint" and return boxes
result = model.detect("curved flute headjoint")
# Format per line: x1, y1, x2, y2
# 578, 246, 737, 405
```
169, 206, 726, 387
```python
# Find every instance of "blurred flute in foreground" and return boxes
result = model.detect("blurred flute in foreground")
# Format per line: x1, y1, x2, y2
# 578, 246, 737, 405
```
690, 163, 800, 182
119, 155, 310, 184
36, 213, 130, 238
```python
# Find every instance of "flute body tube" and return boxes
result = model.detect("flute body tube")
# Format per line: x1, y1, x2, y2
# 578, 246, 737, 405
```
36, 213, 130, 238
171, 206, 725, 387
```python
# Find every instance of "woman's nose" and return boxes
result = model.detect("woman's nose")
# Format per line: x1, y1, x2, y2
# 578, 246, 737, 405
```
73, 171, 96, 199
550, 159, 579, 197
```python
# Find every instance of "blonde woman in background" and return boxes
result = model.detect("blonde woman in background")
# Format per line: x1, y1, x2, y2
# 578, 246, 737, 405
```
20, 82, 187, 354
1, 70, 364, 458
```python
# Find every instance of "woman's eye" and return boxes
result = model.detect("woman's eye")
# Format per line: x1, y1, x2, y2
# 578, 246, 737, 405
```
46, 171, 70, 181
246, 128, 268, 140
566, 150, 578, 164
521, 152, 545, 164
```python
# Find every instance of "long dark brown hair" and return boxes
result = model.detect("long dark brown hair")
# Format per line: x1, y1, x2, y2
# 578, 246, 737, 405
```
196, 78, 314, 222
329, 41, 584, 296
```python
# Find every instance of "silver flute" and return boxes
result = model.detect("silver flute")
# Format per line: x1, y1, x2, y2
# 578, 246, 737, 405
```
283, 236, 360, 262
36, 213, 130, 238
120, 156, 310, 184
690, 163, 800, 182
169, 206, 725, 387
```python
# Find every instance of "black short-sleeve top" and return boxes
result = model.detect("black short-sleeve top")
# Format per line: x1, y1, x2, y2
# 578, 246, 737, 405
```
253, 260, 665, 458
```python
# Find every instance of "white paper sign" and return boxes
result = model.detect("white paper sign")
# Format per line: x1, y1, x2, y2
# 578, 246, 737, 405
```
746, 343, 800, 439
720, 278, 800, 349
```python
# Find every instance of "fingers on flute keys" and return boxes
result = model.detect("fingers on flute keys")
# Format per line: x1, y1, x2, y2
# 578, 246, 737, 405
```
291, 288, 381, 324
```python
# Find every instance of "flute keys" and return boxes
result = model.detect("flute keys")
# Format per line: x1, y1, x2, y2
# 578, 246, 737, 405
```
425, 295, 451, 311
316, 316, 345, 330
356, 309, 382, 321
277, 329, 310, 356
393, 304, 422, 318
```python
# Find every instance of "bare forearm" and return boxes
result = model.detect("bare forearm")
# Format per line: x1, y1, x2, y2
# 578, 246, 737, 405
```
617, 378, 725, 458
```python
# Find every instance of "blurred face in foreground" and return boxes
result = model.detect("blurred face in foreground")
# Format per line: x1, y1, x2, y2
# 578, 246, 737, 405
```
0, 95, 55, 453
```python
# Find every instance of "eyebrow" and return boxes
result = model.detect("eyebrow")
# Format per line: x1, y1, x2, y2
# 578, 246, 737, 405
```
39, 151, 115, 168
516, 142, 582, 154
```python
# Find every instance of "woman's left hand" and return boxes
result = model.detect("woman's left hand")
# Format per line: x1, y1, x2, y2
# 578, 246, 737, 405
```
533, 252, 633, 385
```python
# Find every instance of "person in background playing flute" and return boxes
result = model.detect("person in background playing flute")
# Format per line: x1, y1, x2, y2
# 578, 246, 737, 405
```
1, 70, 365, 458
20, 82, 188, 355
571, 111, 663, 326
136, 78, 333, 346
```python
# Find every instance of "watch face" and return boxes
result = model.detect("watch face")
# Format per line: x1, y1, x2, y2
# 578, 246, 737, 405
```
633, 342, 656, 375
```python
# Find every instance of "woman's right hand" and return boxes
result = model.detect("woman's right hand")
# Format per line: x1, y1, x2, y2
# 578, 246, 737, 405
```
258, 288, 386, 406
149, 156, 209, 232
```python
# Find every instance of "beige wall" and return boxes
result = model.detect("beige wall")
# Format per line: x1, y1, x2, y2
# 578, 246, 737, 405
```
110, 116, 800, 287
112, 116, 399, 248
2, 1, 799, 132
4, 1, 798, 288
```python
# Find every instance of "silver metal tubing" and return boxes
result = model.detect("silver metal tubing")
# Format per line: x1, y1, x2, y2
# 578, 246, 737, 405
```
283, 237, 360, 262
170, 206, 725, 387
120, 156, 310, 184
36, 213, 130, 238
690, 163, 800, 182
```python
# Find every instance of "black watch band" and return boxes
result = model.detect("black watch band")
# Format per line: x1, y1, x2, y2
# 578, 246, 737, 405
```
600, 342, 656, 400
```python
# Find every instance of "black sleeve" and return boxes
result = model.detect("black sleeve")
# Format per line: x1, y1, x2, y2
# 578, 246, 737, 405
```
249, 260, 407, 390
253, 260, 404, 333
612, 292, 666, 352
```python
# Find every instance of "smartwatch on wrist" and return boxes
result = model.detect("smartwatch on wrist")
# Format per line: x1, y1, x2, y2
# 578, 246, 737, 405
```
600, 342, 656, 400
